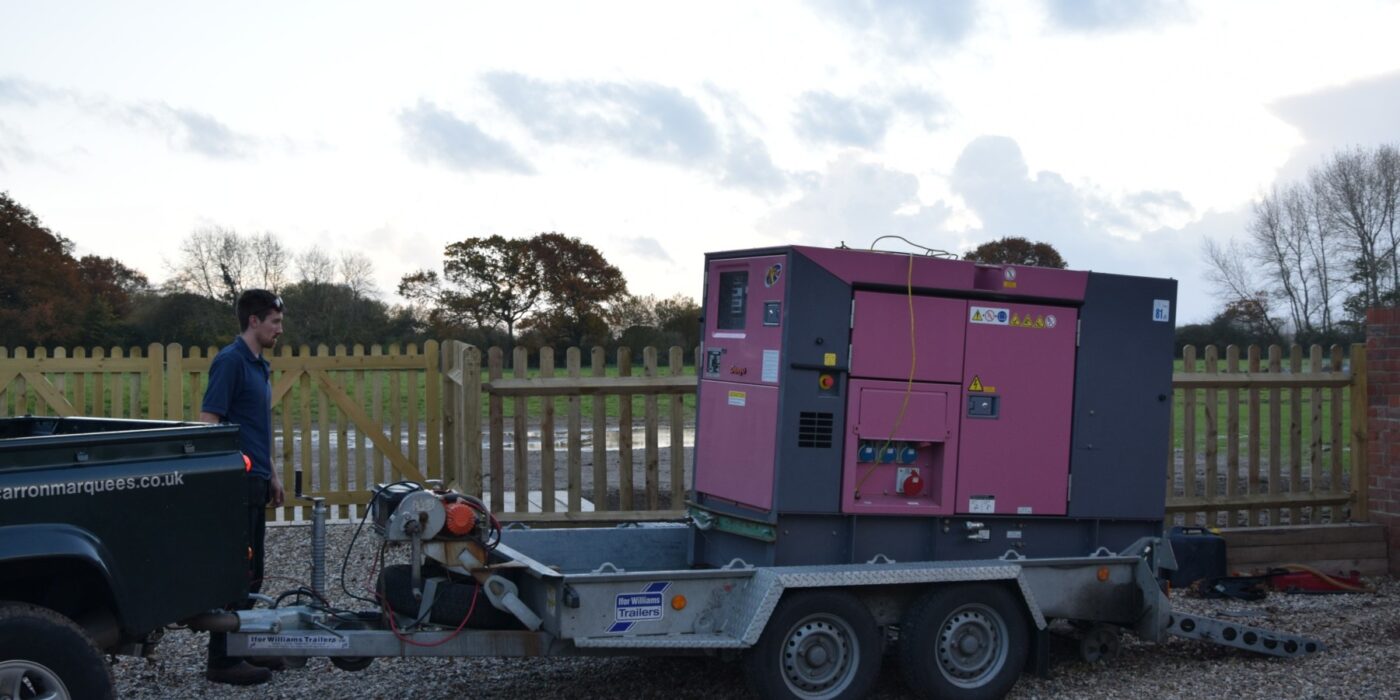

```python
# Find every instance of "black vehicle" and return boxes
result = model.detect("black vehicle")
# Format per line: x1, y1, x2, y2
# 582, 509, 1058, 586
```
0, 416, 250, 699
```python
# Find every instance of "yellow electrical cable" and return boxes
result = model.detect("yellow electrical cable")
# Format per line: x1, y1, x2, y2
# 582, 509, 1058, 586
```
854, 254, 916, 498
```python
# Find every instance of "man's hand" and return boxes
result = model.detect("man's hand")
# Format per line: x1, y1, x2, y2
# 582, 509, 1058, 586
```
269, 471, 285, 508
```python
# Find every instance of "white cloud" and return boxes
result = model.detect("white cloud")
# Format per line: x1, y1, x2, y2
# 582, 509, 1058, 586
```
766, 152, 954, 247
397, 100, 534, 175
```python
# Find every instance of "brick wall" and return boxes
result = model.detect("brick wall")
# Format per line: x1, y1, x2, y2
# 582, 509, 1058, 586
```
1365, 307, 1400, 576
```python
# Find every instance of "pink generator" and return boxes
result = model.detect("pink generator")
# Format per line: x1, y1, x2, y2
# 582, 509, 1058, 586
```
689, 245, 1177, 567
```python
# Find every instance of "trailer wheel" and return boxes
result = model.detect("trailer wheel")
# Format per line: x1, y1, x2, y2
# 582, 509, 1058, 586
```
898, 584, 1028, 700
742, 590, 881, 700
0, 602, 114, 700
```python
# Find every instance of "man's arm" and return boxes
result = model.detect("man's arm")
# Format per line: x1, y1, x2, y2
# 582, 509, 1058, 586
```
198, 411, 222, 424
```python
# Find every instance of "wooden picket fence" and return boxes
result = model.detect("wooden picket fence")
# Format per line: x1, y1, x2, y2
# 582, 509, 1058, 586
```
2, 341, 1371, 527
440, 343, 698, 523
1167, 344, 1368, 527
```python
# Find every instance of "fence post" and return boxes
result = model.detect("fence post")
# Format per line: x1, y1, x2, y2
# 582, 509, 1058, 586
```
463, 344, 482, 498
1351, 344, 1368, 520
146, 343, 164, 419
441, 341, 457, 483
425, 340, 441, 482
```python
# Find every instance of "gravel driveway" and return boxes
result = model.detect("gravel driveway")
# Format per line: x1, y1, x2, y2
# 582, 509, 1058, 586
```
112, 523, 1399, 699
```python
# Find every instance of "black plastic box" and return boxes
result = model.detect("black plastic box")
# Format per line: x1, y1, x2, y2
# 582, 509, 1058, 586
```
1167, 526, 1227, 587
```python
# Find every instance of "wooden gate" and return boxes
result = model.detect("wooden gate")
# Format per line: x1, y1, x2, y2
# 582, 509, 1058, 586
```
0, 345, 166, 419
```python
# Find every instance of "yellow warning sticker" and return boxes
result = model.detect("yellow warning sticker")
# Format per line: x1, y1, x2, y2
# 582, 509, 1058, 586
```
1003, 281, 1017, 289
1010, 314, 1021, 327
727, 391, 746, 407
823, 352, 837, 367
968, 376, 984, 392
971, 309, 983, 321
1034, 315, 1045, 328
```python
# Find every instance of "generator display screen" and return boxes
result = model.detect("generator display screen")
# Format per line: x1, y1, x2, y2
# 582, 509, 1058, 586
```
717, 271, 748, 329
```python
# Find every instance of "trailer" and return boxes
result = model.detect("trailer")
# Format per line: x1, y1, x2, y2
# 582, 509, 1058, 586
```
205, 245, 1326, 699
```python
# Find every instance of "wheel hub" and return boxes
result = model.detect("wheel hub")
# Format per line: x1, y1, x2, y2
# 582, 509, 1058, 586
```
782, 615, 857, 697
936, 605, 1009, 688
0, 659, 71, 700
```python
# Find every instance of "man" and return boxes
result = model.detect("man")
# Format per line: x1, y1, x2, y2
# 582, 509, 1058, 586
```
199, 289, 286, 686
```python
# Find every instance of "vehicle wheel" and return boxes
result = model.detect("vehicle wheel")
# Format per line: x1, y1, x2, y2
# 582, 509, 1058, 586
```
0, 602, 114, 700
742, 590, 881, 700
898, 584, 1028, 700
328, 618, 374, 672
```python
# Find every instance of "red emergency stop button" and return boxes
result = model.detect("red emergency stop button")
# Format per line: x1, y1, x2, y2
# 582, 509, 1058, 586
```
818, 374, 835, 390
242, 454, 252, 473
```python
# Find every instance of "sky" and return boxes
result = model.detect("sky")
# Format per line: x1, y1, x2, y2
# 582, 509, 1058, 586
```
3, 0, 1400, 323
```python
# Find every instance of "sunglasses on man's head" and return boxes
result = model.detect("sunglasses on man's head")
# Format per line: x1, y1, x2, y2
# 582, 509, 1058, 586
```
272, 296, 284, 312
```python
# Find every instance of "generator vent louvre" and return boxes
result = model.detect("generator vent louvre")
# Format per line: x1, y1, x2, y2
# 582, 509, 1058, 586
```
797, 412, 834, 448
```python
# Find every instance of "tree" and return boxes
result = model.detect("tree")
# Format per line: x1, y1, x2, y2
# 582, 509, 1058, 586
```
76, 255, 149, 346
338, 251, 376, 298
296, 249, 336, 285
401, 232, 627, 349
1204, 143, 1400, 339
124, 292, 233, 348
171, 227, 292, 300
963, 237, 1067, 268
1202, 238, 1286, 341
525, 233, 627, 347
277, 281, 418, 348
399, 236, 543, 344
0, 192, 89, 347
654, 294, 701, 351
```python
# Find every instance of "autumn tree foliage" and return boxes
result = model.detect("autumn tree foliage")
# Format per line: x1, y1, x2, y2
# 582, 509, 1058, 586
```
963, 236, 1067, 268
401, 232, 628, 348
0, 192, 146, 347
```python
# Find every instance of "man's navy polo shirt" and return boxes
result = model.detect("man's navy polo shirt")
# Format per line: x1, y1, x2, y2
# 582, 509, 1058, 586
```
202, 337, 273, 480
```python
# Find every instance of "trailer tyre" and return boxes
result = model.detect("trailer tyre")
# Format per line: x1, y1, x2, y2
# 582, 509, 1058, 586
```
0, 602, 114, 700
898, 584, 1028, 700
742, 590, 881, 700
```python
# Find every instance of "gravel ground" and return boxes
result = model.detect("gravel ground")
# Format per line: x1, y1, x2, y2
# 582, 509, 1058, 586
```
113, 523, 1400, 699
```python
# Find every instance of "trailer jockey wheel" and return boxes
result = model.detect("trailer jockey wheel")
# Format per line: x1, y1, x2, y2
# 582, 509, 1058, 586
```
899, 584, 1028, 700
1078, 624, 1122, 664
743, 590, 881, 700
328, 618, 374, 672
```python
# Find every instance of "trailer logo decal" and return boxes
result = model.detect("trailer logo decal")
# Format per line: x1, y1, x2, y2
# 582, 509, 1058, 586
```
246, 633, 350, 650
609, 581, 670, 632
970, 307, 1009, 326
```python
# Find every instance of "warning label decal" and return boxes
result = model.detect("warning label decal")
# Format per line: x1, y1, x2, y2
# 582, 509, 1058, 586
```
968, 376, 984, 392
970, 307, 1009, 326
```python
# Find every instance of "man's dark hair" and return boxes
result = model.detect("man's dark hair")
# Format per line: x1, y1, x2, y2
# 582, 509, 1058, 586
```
236, 289, 285, 331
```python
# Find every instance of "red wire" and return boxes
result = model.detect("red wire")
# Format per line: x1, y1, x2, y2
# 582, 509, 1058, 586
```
377, 578, 479, 647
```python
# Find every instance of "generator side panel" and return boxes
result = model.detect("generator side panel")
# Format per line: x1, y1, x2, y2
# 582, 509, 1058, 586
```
693, 254, 788, 512
772, 252, 855, 513
1067, 272, 1178, 520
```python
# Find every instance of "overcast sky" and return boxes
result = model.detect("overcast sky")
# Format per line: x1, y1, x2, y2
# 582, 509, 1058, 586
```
3, 0, 1399, 323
